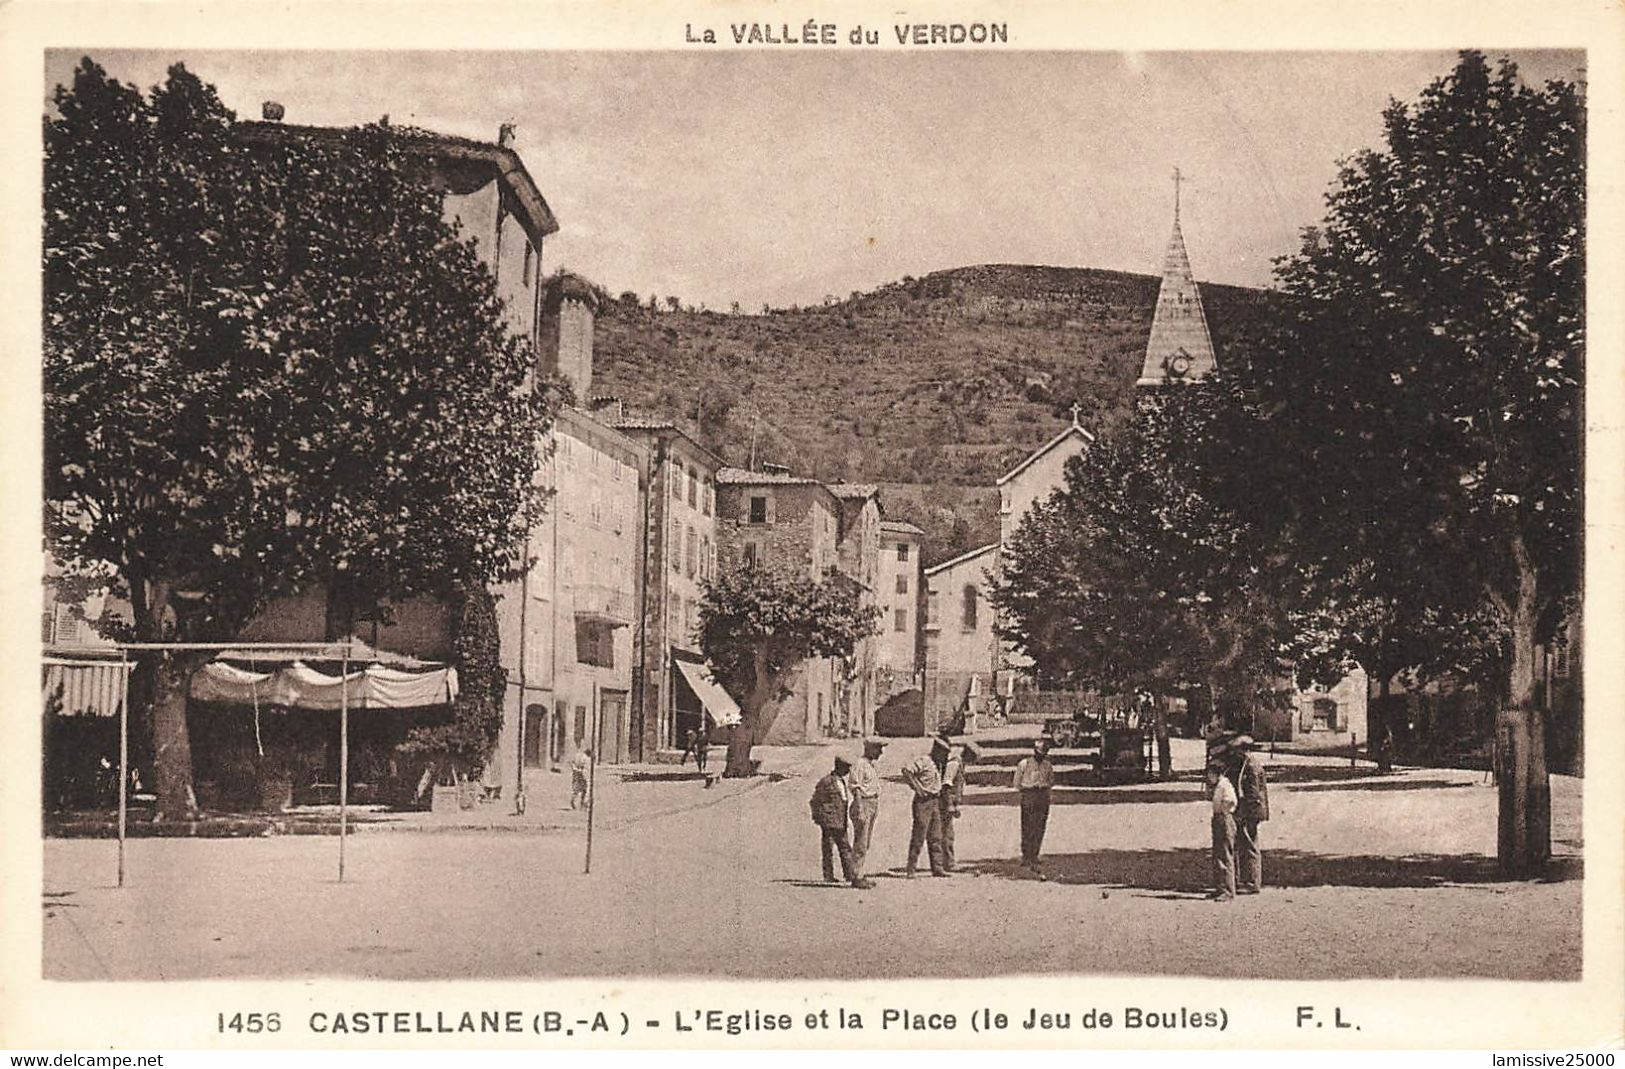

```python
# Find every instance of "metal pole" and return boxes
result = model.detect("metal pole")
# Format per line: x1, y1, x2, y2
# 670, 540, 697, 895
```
585, 681, 599, 874
118, 655, 129, 889
339, 648, 349, 883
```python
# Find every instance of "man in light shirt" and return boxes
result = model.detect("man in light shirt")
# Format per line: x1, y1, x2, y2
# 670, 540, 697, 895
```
900, 736, 951, 877
1012, 737, 1056, 878
849, 738, 886, 879
1208, 758, 1238, 901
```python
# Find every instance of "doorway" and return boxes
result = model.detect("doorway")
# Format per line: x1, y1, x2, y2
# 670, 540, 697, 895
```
598, 690, 629, 764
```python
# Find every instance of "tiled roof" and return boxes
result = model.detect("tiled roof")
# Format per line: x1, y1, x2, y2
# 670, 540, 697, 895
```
827, 483, 879, 499
880, 520, 925, 536
924, 542, 999, 576
716, 466, 820, 486
605, 415, 679, 431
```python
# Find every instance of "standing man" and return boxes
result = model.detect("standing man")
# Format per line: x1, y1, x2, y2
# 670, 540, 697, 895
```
809, 756, 870, 888
1208, 758, 1238, 901
1229, 735, 1271, 894
1012, 737, 1056, 878
850, 738, 886, 880
939, 741, 978, 872
693, 718, 711, 775
900, 736, 951, 877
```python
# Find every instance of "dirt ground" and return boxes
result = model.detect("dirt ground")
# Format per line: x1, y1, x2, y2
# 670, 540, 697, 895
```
41, 732, 1582, 981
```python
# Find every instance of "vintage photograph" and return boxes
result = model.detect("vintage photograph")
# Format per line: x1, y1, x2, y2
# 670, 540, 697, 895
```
37, 47, 1585, 986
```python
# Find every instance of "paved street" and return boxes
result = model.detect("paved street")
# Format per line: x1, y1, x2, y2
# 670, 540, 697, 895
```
43, 731, 1582, 981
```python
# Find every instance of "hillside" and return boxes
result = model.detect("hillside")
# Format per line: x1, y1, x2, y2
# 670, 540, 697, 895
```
587, 264, 1276, 564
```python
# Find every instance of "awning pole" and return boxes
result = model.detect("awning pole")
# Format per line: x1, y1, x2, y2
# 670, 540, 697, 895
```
339, 647, 349, 884
117, 655, 129, 889
585, 680, 598, 875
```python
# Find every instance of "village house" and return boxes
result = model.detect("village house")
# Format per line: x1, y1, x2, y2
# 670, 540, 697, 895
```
713, 467, 844, 744
829, 484, 885, 737
876, 519, 925, 683
598, 408, 729, 759
922, 543, 1000, 728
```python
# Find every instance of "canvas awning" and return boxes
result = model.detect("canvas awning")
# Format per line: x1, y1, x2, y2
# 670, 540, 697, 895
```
675, 661, 742, 727
190, 660, 458, 710
42, 656, 132, 718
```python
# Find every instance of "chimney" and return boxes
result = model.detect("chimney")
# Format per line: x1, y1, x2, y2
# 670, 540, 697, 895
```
262, 101, 285, 122
540, 274, 600, 406
498, 122, 517, 148
761, 463, 792, 477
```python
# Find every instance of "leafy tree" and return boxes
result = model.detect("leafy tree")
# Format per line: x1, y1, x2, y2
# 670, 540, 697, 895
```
993, 387, 1296, 720
1222, 52, 1582, 872
44, 59, 555, 816
698, 566, 879, 777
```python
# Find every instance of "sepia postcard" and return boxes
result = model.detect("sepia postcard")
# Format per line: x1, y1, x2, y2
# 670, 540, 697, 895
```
1, 0, 1621, 1054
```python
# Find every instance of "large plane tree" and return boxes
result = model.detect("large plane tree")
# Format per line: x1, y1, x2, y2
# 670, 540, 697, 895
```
44, 60, 554, 816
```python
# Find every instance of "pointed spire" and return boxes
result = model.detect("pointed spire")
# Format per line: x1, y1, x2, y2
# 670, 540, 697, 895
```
1137, 170, 1216, 388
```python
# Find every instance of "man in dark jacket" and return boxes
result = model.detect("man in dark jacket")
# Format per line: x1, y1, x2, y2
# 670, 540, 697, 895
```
810, 757, 871, 888
1227, 736, 1271, 894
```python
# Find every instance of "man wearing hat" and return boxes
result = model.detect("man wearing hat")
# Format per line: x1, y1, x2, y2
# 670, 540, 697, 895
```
1226, 736, 1271, 893
1012, 737, 1056, 878
849, 738, 886, 879
810, 756, 870, 888
899, 734, 952, 877
939, 742, 979, 872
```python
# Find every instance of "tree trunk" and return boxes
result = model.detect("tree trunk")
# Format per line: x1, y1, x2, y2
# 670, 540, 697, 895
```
722, 722, 755, 778
1373, 672, 1392, 773
150, 652, 205, 819
1496, 546, 1550, 876
1153, 703, 1172, 780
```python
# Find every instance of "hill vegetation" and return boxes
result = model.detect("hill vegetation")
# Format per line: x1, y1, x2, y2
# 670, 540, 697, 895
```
584, 263, 1276, 564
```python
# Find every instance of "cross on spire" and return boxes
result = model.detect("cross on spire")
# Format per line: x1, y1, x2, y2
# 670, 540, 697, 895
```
1173, 166, 1183, 224
1069, 401, 1082, 427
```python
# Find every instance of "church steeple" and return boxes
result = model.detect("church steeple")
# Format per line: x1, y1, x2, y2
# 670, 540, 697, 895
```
1137, 168, 1217, 387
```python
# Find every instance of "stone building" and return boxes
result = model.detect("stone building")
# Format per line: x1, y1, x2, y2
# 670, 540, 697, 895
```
876, 520, 925, 683
829, 484, 884, 737
602, 411, 725, 758
714, 467, 843, 744
922, 543, 1000, 727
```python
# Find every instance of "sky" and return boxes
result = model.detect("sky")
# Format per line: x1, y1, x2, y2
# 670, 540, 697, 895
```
44, 49, 1585, 311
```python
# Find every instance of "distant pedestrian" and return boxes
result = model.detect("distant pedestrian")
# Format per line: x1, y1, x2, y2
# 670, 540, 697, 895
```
939, 741, 977, 872
810, 756, 871, 888
570, 747, 592, 810
680, 728, 698, 766
694, 720, 710, 774
900, 735, 951, 877
1228, 736, 1270, 893
1012, 737, 1056, 878
850, 738, 886, 879
1208, 759, 1237, 901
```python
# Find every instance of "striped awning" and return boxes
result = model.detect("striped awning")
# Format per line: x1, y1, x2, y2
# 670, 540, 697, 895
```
42, 657, 132, 718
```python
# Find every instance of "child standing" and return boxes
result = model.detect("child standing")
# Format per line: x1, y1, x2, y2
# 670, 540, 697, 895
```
1209, 758, 1238, 901
570, 748, 592, 810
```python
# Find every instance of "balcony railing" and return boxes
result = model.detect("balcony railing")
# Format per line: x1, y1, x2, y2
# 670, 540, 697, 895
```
573, 583, 634, 627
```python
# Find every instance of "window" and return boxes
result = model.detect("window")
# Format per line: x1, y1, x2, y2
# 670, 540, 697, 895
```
894, 608, 908, 633
895, 574, 909, 595
962, 585, 978, 631
576, 620, 615, 668
687, 466, 698, 507
574, 705, 588, 745
673, 463, 684, 500
685, 527, 697, 578
703, 478, 713, 516
671, 521, 681, 573
926, 591, 939, 628
743, 541, 760, 569
748, 496, 768, 524
700, 535, 711, 580
897, 543, 910, 562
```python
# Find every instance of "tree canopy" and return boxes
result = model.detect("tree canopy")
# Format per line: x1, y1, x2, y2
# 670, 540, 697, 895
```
698, 565, 879, 776
44, 59, 557, 812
